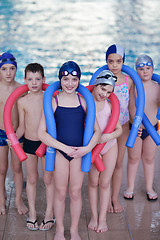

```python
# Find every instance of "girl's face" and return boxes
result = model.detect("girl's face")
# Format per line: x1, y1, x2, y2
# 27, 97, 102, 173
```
137, 65, 153, 82
24, 71, 45, 92
93, 84, 113, 101
61, 74, 79, 93
107, 53, 123, 75
0, 64, 17, 83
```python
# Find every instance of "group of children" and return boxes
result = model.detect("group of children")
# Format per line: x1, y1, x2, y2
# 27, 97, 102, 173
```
0, 44, 159, 239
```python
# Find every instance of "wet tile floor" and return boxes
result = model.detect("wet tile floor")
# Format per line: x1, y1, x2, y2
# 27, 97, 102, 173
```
0, 147, 160, 240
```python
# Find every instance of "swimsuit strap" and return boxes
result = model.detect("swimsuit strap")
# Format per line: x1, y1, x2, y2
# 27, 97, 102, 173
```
55, 95, 58, 106
78, 94, 85, 112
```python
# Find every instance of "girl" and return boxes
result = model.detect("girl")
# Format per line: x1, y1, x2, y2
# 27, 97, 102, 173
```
106, 44, 135, 212
38, 61, 100, 240
88, 70, 122, 232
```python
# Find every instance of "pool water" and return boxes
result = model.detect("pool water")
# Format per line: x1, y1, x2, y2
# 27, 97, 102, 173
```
0, 0, 160, 84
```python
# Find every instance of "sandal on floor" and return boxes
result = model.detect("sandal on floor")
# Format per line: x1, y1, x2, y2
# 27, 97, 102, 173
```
123, 191, 134, 200
39, 218, 56, 231
146, 192, 158, 201
27, 219, 39, 231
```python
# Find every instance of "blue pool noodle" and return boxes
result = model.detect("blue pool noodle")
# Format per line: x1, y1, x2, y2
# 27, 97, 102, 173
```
89, 64, 145, 148
152, 73, 160, 120
43, 81, 96, 172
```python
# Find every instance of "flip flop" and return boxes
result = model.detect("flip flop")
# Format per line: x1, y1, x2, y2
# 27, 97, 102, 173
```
39, 218, 56, 231
26, 219, 39, 231
146, 192, 158, 201
123, 191, 134, 200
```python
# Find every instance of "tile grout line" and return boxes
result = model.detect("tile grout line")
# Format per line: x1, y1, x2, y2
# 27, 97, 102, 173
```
123, 210, 134, 240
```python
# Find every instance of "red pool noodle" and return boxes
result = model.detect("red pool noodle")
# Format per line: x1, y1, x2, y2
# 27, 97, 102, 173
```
3, 83, 49, 162
86, 85, 120, 171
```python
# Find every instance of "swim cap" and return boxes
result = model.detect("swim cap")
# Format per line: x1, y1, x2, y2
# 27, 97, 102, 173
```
106, 44, 125, 62
58, 61, 81, 80
0, 52, 17, 69
94, 70, 117, 89
135, 54, 154, 70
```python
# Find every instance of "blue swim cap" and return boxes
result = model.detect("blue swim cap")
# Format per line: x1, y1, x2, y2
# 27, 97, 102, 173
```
59, 61, 81, 80
0, 52, 17, 69
106, 44, 125, 63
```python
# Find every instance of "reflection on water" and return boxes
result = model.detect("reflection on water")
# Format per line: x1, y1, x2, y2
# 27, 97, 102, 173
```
0, 0, 160, 84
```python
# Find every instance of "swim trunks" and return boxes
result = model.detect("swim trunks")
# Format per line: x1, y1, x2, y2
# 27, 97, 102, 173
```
114, 75, 129, 125
96, 100, 116, 155
0, 129, 24, 147
54, 94, 85, 161
129, 122, 158, 140
23, 137, 41, 155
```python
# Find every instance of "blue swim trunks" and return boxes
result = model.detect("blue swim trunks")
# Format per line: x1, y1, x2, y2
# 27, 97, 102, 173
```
0, 129, 24, 147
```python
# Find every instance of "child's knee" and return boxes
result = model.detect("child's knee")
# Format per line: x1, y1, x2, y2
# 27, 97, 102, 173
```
69, 188, 81, 201
27, 174, 38, 185
99, 181, 110, 190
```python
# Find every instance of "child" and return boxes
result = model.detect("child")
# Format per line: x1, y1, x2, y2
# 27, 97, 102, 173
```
88, 70, 122, 232
0, 52, 28, 215
38, 61, 101, 240
124, 54, 160, 201
106, 44, 135, 213
15, 63, 55, 230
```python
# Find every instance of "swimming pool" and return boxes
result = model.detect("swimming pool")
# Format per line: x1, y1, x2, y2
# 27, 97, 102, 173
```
0, 0, 160, 84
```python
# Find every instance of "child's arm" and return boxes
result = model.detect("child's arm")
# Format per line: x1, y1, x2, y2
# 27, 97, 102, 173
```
69, 118, 101, 159
128, 79, 136, 123
15, 98, 25, 140
99, 119, 122, 144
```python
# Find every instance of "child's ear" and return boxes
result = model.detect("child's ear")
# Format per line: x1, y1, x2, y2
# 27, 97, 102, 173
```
43, 77, 46, 83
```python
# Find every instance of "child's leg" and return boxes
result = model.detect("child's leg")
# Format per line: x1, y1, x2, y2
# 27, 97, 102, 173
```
54, 152, 69, 240
88, 164, 99, 230
69, 157, 84, 240
142, 136, 157, 199
97, 144, 117, 232
25, 154, 39, 229
111, 122, 129, 212
125, 137, 142, 197
0, 146, 8, 215
10, 148, 28, 215
39, 156, 55, 230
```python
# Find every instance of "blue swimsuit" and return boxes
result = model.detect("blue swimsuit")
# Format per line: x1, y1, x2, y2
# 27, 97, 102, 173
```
54, 94, 85, 161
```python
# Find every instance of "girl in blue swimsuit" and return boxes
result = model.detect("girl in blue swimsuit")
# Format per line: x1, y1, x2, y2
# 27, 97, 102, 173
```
38, 61, 100, 240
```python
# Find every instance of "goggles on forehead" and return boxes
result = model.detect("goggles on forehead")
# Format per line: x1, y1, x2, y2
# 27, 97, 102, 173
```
0, 57, 17, 64
61, 70, 79, 77
97, 74, 117, 82
136, 61, 153, 69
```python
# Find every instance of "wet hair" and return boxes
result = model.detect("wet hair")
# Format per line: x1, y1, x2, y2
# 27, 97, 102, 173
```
24, 63, 44, 78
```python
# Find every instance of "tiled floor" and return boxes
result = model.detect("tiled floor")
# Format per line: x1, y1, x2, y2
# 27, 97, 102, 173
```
0, 147, 160, 240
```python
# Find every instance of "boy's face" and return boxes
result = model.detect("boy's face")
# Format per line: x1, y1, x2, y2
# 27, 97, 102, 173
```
0, 64, 17, 83
107, 53, 123, 75
24, 71, 45, 92
137, 65, 153, 82
94, 84, 113, 101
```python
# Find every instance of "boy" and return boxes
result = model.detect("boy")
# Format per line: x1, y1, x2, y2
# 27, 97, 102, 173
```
0, 52, 28, 215
15, 63, 55, 230
124, 54, 160, 201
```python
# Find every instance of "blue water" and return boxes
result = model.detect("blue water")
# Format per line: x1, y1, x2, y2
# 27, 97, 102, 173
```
0, 0, 160, 84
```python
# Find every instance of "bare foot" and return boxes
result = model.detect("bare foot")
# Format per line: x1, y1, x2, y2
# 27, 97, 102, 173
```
112, 199, 124, 213
39, 218, 56, 230
0, 197, 6, 215
88, 218, 98, 231
0, 203, 6, 215
54, 231, 66, 240
27, 218, 39, 230
16, 199, 28, 215
70, 231, 81, 240
107, 201, 114, 213
96, 220, 108, 233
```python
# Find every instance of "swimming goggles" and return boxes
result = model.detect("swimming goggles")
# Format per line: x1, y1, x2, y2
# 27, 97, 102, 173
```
97, 74, 117, 82
136, 61, 153, 68
0, 57, 17, 64
61, 70, 79, 77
